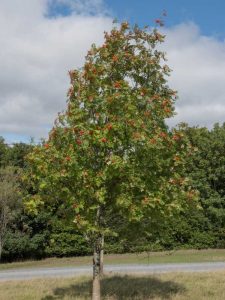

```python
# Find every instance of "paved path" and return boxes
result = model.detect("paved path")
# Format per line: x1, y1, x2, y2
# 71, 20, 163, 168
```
0, 262, 225, 281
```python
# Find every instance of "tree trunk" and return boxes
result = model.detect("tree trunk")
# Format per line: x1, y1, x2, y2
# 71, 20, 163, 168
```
92, 240, 101, 300
0, 236, 2, 262
100, 234, 104, 276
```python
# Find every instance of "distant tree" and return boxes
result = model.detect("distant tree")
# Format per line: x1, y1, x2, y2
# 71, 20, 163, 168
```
0, 137, 33, 168
184, 123, 225, 246
0, 167, 20, 260
6, 143, 33, 168
26, 22, 197, 300
0, 137, 8, 168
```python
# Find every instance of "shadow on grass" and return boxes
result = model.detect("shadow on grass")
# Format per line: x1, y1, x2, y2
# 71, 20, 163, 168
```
42, 275, 185, 300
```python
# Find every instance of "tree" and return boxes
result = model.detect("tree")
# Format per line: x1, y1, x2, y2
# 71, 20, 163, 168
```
183, 123, 225, 247
2, 210, 51, 262
6, 142, 33, 168
157, 123, 225, 251
0, 167, 20, 260
0, 137, 8, 168
26, 22, 197, 300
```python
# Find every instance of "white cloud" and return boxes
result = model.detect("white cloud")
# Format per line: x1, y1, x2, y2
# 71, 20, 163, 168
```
0, 2, 225, 142
0, 0, 112, 141
163, 23, 225, 128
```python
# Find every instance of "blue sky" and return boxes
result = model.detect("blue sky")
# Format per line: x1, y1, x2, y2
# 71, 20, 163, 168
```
52, 0, 225, 38
1, 0, 225, 143
105, 0, 225, 38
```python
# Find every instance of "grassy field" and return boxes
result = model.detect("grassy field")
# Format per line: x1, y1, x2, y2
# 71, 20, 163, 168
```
0, 249, 225, 270
1, 271, 225, 299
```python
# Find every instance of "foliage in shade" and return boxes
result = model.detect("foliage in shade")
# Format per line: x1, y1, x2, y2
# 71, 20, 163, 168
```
182, 123, 225, 248
151, 123, 225, 250
0, 166, 21, 259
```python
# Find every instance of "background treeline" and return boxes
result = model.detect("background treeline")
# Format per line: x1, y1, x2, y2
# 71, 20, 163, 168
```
0, 123, 225, 261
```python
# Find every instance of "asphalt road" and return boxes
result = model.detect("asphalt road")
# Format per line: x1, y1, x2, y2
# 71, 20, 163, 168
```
0, 262, 225, 281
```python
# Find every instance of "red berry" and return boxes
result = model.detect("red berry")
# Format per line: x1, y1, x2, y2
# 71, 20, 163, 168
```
160, 132, 166, 138
106, 124, 113, 130
172, 135, 180, 141
150, 138, 156, 144
114, 81, 121, 88
79, 130, 85, 136
112, 55, 118, 62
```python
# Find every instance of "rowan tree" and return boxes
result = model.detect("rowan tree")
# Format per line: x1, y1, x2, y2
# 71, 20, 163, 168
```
26, 22, 197, 300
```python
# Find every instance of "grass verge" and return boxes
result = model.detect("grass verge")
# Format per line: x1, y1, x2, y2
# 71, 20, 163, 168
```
1, 271, 225, 299
1, 249, 225, 270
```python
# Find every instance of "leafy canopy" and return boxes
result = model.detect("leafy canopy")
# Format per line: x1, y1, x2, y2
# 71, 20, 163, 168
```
26, 22, 197, 239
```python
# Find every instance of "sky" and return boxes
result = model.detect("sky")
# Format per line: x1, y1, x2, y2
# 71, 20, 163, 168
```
1, 0, 225, 143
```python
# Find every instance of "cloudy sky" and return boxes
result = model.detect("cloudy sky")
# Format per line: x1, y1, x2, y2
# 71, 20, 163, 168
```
1, 0, 225, 143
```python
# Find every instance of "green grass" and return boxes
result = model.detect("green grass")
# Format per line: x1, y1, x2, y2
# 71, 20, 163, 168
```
1, 249, 225, 271
1, 271, 225, 299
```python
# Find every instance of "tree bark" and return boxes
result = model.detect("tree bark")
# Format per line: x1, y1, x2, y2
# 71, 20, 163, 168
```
100, 234, 104, 276
92, 239, 101, 300
0, 236, 2, 262
92, 205, 105, 300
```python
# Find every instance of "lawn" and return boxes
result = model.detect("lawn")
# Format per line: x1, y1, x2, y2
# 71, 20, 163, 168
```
1, 271, 225, 299
0, 249, 225, 271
